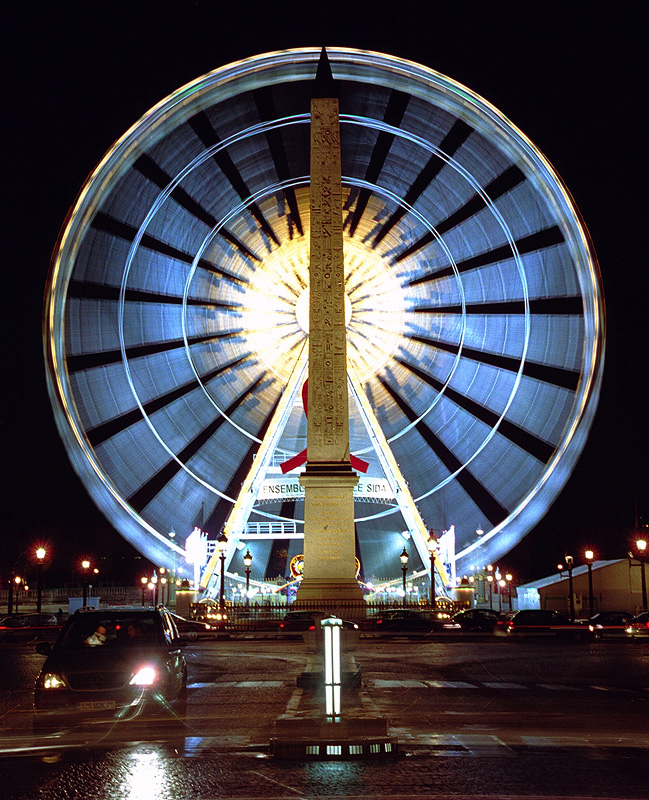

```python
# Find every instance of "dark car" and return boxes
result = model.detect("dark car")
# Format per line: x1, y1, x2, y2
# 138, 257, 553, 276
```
500, 609, 594, 641
33, 606, 187, 735
446, 608, 500, 632
373, 609, 446, 634
278, 611, 359, 637
169, 611, 216, 641
583, 611, 634, 640
0, 613, 62, 643
625, 611, 649, 640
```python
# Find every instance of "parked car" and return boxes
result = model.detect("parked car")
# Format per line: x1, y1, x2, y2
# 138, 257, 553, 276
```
582, 611, 635, 640
373, 609, 447, 634
0, 613, 61, 643
189, 599, 228, 630
278, 611, 359, 637
445, 608, 500, 632
494, 611, 517, 635
500, 609, 594, 641
625, 611, 649, 640
33, 606, 187, 735
169, 611, 217, 641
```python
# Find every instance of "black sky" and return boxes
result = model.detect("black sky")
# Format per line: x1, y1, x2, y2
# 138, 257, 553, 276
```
1, 1, 646, 586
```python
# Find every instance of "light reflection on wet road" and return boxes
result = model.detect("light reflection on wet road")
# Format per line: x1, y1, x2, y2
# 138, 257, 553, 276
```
0, 638, 648, 798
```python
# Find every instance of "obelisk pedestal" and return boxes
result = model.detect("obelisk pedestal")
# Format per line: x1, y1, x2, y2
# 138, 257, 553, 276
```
296, 50, 364, 610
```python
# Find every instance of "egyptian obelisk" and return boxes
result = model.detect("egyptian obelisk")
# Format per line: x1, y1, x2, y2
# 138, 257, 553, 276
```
296, 49, 364, 606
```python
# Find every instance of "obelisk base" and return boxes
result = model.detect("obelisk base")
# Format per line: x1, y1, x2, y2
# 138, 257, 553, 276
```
296, 466, 364, 610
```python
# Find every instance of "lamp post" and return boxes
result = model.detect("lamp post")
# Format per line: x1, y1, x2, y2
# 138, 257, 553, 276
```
564, 555, 575, 621
35, 547, 46, 614
498, 579, 506, 612
14, 576, 23, 613
584, 550, 595, 618
635, 539, 647, 611
243, 549, 252, 613
81, 560, 90, 608
505, 573, 513, 610
217, 531, 228, 616
7, 570, 15, 615
140, 576, 148, 606
427, 532, 437, 611
486, 564, 494, 609
400, 547, 408, 608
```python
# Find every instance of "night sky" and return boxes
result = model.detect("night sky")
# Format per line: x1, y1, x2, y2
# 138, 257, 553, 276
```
1, 2, 646, 588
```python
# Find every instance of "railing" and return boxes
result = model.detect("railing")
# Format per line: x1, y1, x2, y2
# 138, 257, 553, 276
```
216, 598, 469, 629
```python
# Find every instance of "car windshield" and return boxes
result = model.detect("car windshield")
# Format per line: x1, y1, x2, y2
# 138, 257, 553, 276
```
56, 614, 159, 649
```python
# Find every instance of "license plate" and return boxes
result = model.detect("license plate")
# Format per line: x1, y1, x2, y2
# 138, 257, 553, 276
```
78, 700, 116, 711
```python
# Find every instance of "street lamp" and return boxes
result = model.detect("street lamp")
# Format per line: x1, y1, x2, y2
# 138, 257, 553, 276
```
564, 555, 575, 621
140, 576, 148, 606
81, 560, 91, 608
400, 547, 409, 607
486, 573, 494, 609
243, 549, 253, 613
427, 532, 437, 611
13, 575, 22, 613
505, 573, 513, 610
584, 550, 595, 618
634, 539, 647, 611
35, 547, 46, 614
498, 579, 506, 612
217, 531, 228, 616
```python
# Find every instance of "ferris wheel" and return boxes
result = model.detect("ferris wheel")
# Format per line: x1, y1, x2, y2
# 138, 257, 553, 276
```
44, 48, 604, 583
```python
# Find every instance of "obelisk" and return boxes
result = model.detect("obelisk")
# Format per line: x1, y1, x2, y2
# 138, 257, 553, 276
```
296, 49, 364, 607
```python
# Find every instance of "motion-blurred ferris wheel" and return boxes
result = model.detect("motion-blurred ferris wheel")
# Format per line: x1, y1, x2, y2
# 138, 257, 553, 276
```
44, 48, 604, 585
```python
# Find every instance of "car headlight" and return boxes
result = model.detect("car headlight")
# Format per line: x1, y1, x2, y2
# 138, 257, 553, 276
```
40, 672, 67, 689
130, 666, 157, 686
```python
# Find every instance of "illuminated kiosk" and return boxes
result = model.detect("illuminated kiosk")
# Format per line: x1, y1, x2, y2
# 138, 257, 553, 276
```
44, 48, 604, 610
271, 616, 398, 760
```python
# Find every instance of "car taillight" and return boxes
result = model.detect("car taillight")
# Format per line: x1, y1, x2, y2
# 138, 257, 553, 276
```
308, 625, 316, 631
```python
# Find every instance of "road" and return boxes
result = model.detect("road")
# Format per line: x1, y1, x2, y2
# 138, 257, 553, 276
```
0, 635, 648, 799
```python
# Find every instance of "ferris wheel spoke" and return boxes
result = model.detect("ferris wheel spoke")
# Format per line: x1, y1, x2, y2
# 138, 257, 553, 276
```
187, 110, 281, 246
407, 225, 565, 285
126, 373, 268, 514
66, 329, 244, 374
391, 164, 526, 262
379, 377, 510, 527
373, 118, 473, 248
413, 297, 583, 315
90, 211, 254, 283
253, 86, 305, 236
87, 352, 254, 444
347, 88, 410, 237
407, 334, 580, 392
393, 356, 555, 463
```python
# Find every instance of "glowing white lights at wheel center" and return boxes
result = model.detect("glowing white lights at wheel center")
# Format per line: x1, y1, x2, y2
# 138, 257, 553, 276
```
243, 226, 407, 385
